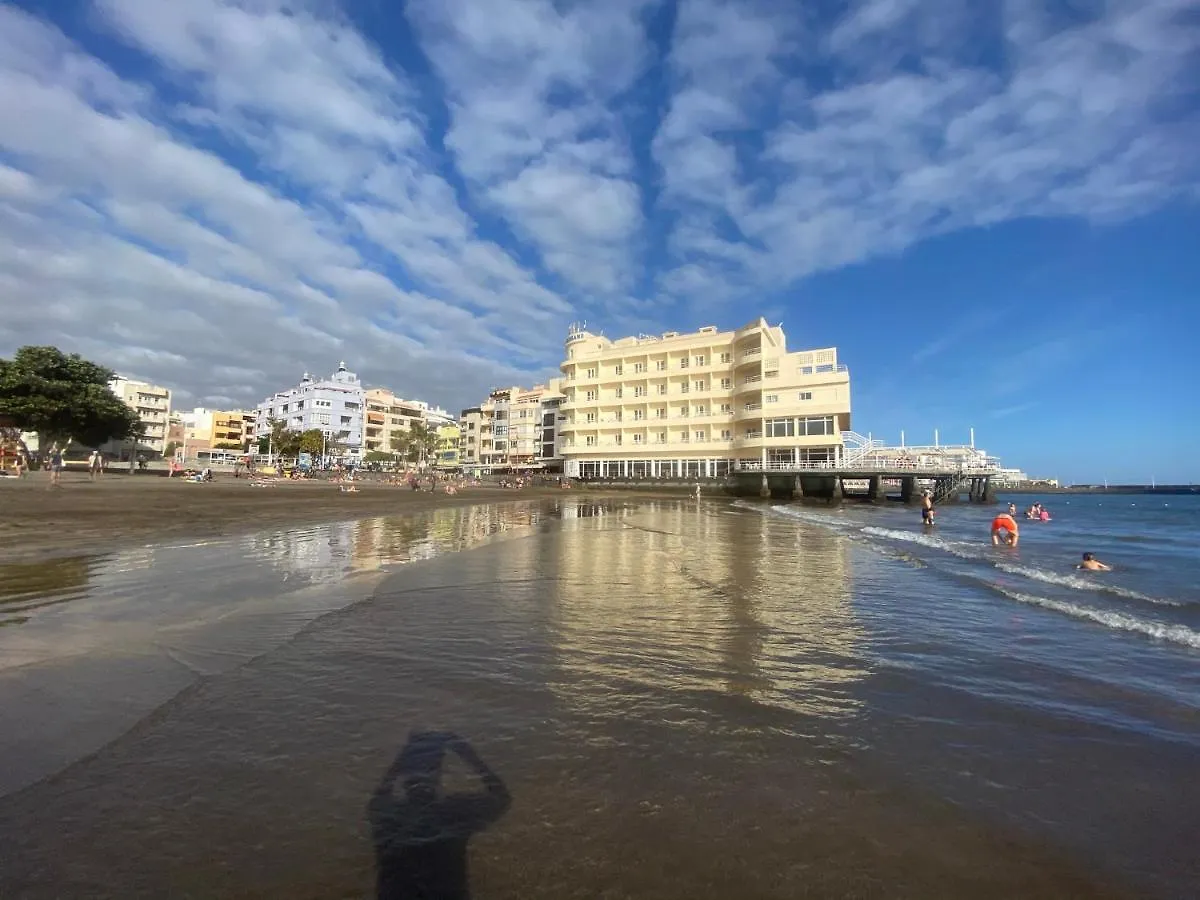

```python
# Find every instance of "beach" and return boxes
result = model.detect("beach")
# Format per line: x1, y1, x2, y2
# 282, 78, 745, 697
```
1, 490, 1197, 898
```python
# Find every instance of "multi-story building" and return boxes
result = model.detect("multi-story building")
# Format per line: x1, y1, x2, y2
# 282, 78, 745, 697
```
255, 362, 365, 461
457, 381, 565, 474
434, 424, 461, 470
559, 318, 851, 478
108, 376, 172, 455
178, 408, 256, 452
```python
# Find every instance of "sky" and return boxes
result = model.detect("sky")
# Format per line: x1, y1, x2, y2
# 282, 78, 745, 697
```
0, 0, 1198, 483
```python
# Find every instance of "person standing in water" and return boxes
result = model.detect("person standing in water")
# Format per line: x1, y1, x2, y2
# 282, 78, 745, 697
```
1008, 502, 1017, 516
920, 490, 936, 526
991, 512, 1020, 547
1077, 552, 1112, 571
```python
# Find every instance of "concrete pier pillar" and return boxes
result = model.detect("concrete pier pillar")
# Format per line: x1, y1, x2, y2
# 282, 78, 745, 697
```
982, 477, 997, 504
793, 475, 805, 501
869, 475, 887, 504
830, 476, 844, 507
900, 476, 915, 504
759, 474, 770, 498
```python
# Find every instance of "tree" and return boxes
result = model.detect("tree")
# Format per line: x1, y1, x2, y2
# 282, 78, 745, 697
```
363, 450, 394, 463
277, 429, 303, 457
389, 429, 412, 466
164, 441, 178, 458
213, 441, 242, 450
0, 346, 140, 449
298, 429, 324, 456
406, 422, 439, 468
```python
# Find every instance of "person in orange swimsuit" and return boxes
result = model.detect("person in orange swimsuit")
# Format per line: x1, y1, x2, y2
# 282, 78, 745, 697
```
991, 513, 1020, 547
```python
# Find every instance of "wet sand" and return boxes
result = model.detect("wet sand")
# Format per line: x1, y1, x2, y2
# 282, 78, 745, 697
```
0, 472, 579, 563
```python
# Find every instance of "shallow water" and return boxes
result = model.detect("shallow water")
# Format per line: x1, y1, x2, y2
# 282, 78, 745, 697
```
0, 496, 1196, 898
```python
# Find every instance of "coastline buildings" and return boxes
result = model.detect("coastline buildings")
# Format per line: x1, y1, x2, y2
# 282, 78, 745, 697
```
178, 408, 256, 453
106, 376, 172, 456
457, 382, 566, 474
558, 318, 851, 478
254, 362, 365, 461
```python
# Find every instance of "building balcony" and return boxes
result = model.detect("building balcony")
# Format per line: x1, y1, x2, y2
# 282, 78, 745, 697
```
735, 404, 763, 420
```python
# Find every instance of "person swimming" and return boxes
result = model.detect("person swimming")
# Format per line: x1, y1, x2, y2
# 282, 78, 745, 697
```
1039, 507, 1051, 521
1077, 552, 1111, 571
991, 512, 1020, 547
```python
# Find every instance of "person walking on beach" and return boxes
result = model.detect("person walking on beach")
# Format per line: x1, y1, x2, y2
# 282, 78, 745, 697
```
14, 449, 27, 479
991, 512, 1019, 547
47, 444, 64, 488
88, 450, 103, 481
1077, 552, 1112, 571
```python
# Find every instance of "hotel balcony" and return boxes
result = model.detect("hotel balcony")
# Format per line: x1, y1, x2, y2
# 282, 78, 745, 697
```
735, 404, 763, 419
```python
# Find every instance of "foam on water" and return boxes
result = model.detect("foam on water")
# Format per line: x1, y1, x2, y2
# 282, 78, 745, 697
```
994, 587, 1200, 650
994, 563, 1179, 607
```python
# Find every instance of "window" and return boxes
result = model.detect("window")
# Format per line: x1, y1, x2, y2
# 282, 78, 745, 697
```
801, 415, 836, 436
679, 406, 689, 417
634, 362, 645, 373
315, 413, 331, 425
720, 403, 732, 413
696, 405, 707, 415
766, 417, 795, 438
798, 391, 813, 401
494, 441, 507, 451
281, 404, 289, 413
656, 432, 667, 443
519, 410, 528, 418
634, 386, 647, 397
614, 388, 623, 398
765, 394, 779, 404
680, 383, 689, 394
614, 365, 623, 375
340, 415, 353, 425
656, 360, 667, 371
721, 429, 732, 440
679, 358, 689, 369
656, 407, 667, 418
695, 430, 706, 442
586, 435, 597, 446
586, 390, 596, 401
614, 435, 622, 445
720, 352, 732, 363
694, 380, 705, 391
315, 399, 332, 408
587, 367, 597, 378
695, 355, 706, 366
657, 384, 668, 395
633, 410, 645, 420
680, 432, 689, 442
344, 402, 361, 410
494, 425, 508, 436
633, 433, 643, 444
720, 378, 732, 389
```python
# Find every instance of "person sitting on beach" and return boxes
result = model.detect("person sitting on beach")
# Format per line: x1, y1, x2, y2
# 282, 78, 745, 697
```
1077, 552, 1112, 571
991, 513, 1020, 547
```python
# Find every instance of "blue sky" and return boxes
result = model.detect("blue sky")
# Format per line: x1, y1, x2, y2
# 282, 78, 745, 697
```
0, 0, 1197, 482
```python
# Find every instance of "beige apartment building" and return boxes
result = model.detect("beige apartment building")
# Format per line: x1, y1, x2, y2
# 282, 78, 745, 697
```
108, 376, 172, 455
458, 382, 565, 473
559, 318, 851, 478
178, 407, 256, 452
363, 388, 453, 457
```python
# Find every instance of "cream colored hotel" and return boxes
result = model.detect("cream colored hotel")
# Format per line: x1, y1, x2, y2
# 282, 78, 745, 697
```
559, 317, 851, 479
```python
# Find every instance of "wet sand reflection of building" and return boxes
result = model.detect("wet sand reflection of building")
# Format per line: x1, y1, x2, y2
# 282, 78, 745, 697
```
549, 501, 865, 722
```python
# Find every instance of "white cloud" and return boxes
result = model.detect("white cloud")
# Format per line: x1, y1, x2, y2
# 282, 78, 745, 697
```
0, 0, 1197, 416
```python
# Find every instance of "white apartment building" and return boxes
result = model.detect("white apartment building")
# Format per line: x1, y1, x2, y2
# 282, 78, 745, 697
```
559, 318, 851, 478
255, 362, 365, 460
107, 376, 172, 455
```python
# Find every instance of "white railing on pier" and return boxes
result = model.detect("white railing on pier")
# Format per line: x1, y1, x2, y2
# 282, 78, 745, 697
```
736, 458, 1000, 474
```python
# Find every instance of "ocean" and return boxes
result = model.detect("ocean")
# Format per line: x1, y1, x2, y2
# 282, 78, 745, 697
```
0, 494, 1196, 898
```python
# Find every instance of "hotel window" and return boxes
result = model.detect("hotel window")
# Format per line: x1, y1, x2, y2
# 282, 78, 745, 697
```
656, 432, 667, 443
721, 429, 732, 440
801, 415, 836, 436
656, 360, 667, 371
586, 436, 597, 446
695, 405, 707, 415
680, 433, 689, 442
679, 358, 689, 369
634, 386, 646, 397
315, 413, 331, 425
615, 388, 623, 398
720, 378, 732, 389
766, 418, 795, 438
586, 367, 597, 378
695, 431, 706, 442
633, 410, 645, 420
720, 352, 732, 363
657, 384, 668, 395
614, 365, 623, 375
679, 406, 689, 417
720, 403, 732, 413
680, 383, 689, 393
586, 390, 596, 401
656, 408, 667, 418
494, 425, 508, 436
281, 404, 289, 413
695, 355, 706, 366
694, 380, 705, 391
614, 435, 622, 445
494, 441, 507, 451
798, 391, 813, 401
634, 362, 646, 373
765, 394, 779, 404
340, 415, 352, 425
633, 433, 643, 444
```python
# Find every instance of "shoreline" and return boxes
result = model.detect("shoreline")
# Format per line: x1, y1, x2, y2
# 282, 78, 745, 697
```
0, 473, 710, 565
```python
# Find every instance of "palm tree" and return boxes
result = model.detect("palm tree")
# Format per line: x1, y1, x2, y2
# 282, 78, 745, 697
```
390, 429, 412, 469
407, 422, 439, 469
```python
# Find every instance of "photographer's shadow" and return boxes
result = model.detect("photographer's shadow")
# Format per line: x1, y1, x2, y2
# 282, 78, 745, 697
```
369, 732, 511, 900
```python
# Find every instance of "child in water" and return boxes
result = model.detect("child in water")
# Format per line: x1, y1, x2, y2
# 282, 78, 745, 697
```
1077, 552, 1112, 571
